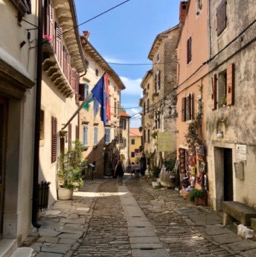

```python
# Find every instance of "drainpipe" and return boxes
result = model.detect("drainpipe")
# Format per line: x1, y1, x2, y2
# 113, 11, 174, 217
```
32, 0, 44, 228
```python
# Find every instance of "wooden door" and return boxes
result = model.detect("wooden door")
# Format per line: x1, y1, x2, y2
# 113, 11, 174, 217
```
0, 98, 7, 239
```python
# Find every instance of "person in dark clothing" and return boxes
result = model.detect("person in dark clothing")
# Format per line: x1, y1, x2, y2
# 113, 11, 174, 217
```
114, 159, 124, 185
140, 154, 147, 177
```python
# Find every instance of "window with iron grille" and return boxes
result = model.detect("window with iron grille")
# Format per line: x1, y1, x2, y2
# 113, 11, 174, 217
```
51, 116, 57, 163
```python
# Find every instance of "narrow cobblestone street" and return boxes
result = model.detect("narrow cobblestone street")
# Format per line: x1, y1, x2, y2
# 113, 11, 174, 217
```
30, 175, 256, 257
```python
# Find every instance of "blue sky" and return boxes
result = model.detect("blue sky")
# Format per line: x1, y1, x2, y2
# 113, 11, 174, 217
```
74, 0, 180, 127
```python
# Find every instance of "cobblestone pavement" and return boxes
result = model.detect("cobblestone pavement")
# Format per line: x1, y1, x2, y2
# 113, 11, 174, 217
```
27, 175, 256, 257
125, 177, 256, 257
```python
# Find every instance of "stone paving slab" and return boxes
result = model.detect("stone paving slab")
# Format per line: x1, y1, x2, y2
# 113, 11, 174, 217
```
41, 243, 71, 253
37, 253, 62, 257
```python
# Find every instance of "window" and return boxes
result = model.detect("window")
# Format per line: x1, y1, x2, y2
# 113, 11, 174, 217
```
154, 70, 161, 93
105, 128, 111, 144
120, 118, 127, 130
94, 127, 98, 145
181, 93, 194, 122
217, 0, 227, 36
144, 130, 146, 143
187, 37, 192, 64
211, 63, 235, 110
95, 69, 99, 76
120, 138, 126, 148
147, 99, 150, 113
147, 83, 150, 90
83, 125, 88, 146
155, 111, 161, 129
79, 83, 89, 101
196, 0, 203, 15
131, 139, 135, 145
156, 52, 160, 63
131, 152, 135, 158
147, 129, 150, 143
51, 116, 57, 163
143, 103, 146, 115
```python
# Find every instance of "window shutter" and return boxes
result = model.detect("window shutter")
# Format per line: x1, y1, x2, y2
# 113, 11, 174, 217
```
79, 84, 85, 101
181, 97, 186, 121
49, 4, 54, 45
190, 93, 194, 120
55, 23, 62, 64
51, 116, 57, 163
68, 124, 72, 149
83, 126, 88, 146
226, 63, 234, 106
217, 0, 227, 36
76, 125, 79, 140
187, 37, 192, 64
211, 75, 217, 110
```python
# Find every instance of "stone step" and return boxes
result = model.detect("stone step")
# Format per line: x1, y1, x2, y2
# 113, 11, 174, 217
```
0, 239, 17, 257
152, 181, 161, 189
10, 247, 34, 257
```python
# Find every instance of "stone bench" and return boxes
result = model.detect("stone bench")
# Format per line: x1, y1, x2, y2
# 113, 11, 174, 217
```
223, 201, 256, 226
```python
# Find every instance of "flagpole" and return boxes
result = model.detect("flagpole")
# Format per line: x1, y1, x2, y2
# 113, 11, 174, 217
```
61, 93, 92, 130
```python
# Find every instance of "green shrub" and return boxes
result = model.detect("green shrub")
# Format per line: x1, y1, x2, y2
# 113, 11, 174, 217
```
189, 189, 206, 201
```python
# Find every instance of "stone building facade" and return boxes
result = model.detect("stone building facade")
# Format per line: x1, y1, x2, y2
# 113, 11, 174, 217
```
79, 33, 125, 178
206, 0, 256, 210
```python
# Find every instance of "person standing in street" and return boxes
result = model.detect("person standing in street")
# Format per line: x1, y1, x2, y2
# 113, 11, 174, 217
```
114, 158, 124, 185
140, 153, 147, 177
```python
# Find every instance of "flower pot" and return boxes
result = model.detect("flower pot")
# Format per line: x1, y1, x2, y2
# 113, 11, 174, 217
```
58, 187, 73, 200
195, 196, 207, 206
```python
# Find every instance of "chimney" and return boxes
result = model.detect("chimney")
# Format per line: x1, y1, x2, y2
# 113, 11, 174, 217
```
179, 1, 188, 24
83, 30, 90, 40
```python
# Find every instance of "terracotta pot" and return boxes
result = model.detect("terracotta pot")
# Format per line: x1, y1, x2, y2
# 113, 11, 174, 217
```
195, 196, 207, 206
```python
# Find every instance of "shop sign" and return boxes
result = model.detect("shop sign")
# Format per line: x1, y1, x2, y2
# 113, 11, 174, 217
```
236, 144, 247, 160
157, 132, 175, 152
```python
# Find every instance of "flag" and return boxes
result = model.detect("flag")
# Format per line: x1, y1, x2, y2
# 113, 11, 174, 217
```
91, 73, 110, 126
93, 98, 99, 116
104, 73, 111, 121
82, 95, 94, 111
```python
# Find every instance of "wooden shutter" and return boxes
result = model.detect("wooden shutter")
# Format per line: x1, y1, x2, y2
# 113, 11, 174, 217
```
76, 125, 79, 140
79, 84, 85, 101
68, 124, 72, 149
55, 23, 62, 65
51, 116, 57, 163
211, 75, 217, 110
217, 0, 227, 36
226, 63, 235, 106
190, 93, 194, 120
49, 4, 54, 45
181, 97, 186, 121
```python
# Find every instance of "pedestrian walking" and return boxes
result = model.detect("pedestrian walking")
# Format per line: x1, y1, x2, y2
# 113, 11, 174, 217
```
114, 158, 124, 185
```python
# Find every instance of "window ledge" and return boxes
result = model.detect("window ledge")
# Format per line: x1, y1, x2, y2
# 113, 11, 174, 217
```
83, 146, 89, 151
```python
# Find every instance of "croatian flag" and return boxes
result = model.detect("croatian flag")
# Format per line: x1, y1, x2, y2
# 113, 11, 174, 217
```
91, 73, 111, 126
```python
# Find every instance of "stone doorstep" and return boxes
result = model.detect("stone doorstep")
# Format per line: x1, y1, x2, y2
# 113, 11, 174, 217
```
10, 247, 34, 257
0, 239, 17, 257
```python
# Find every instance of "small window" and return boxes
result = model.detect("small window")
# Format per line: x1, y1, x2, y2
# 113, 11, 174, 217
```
83, 125, 88, 146
217, 70, 227, 108
196, 0, 203, 15
147, 99, 150, 113
105, 128, 111, 144
131, 139, 135, 145
79, 83, 89, 101
120, 118, 127, 130
95, 69, 99, 77
131, 152, 135, 158
216, 0, 227, 36
147, 129, 150, 143
154, 70, 161, 93
147, 83, 150, 90
156, 52, 160, 63
94, 127, 98, 145
187, 37, 192, 64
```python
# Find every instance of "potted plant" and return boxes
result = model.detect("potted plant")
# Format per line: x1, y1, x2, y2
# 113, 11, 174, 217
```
189, 188, 207, 206
57, 140, 84, 200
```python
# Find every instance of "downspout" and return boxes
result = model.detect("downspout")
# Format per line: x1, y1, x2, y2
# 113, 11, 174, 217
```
32, 0, 44, 228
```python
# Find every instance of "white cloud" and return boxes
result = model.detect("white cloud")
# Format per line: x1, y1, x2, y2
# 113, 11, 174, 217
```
120, 76, 142, 96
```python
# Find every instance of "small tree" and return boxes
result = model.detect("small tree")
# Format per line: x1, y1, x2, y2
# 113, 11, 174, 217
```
58, 140, 84, 189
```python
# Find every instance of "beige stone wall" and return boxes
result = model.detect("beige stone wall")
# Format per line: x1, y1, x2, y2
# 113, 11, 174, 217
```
207, 0, 256, 210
